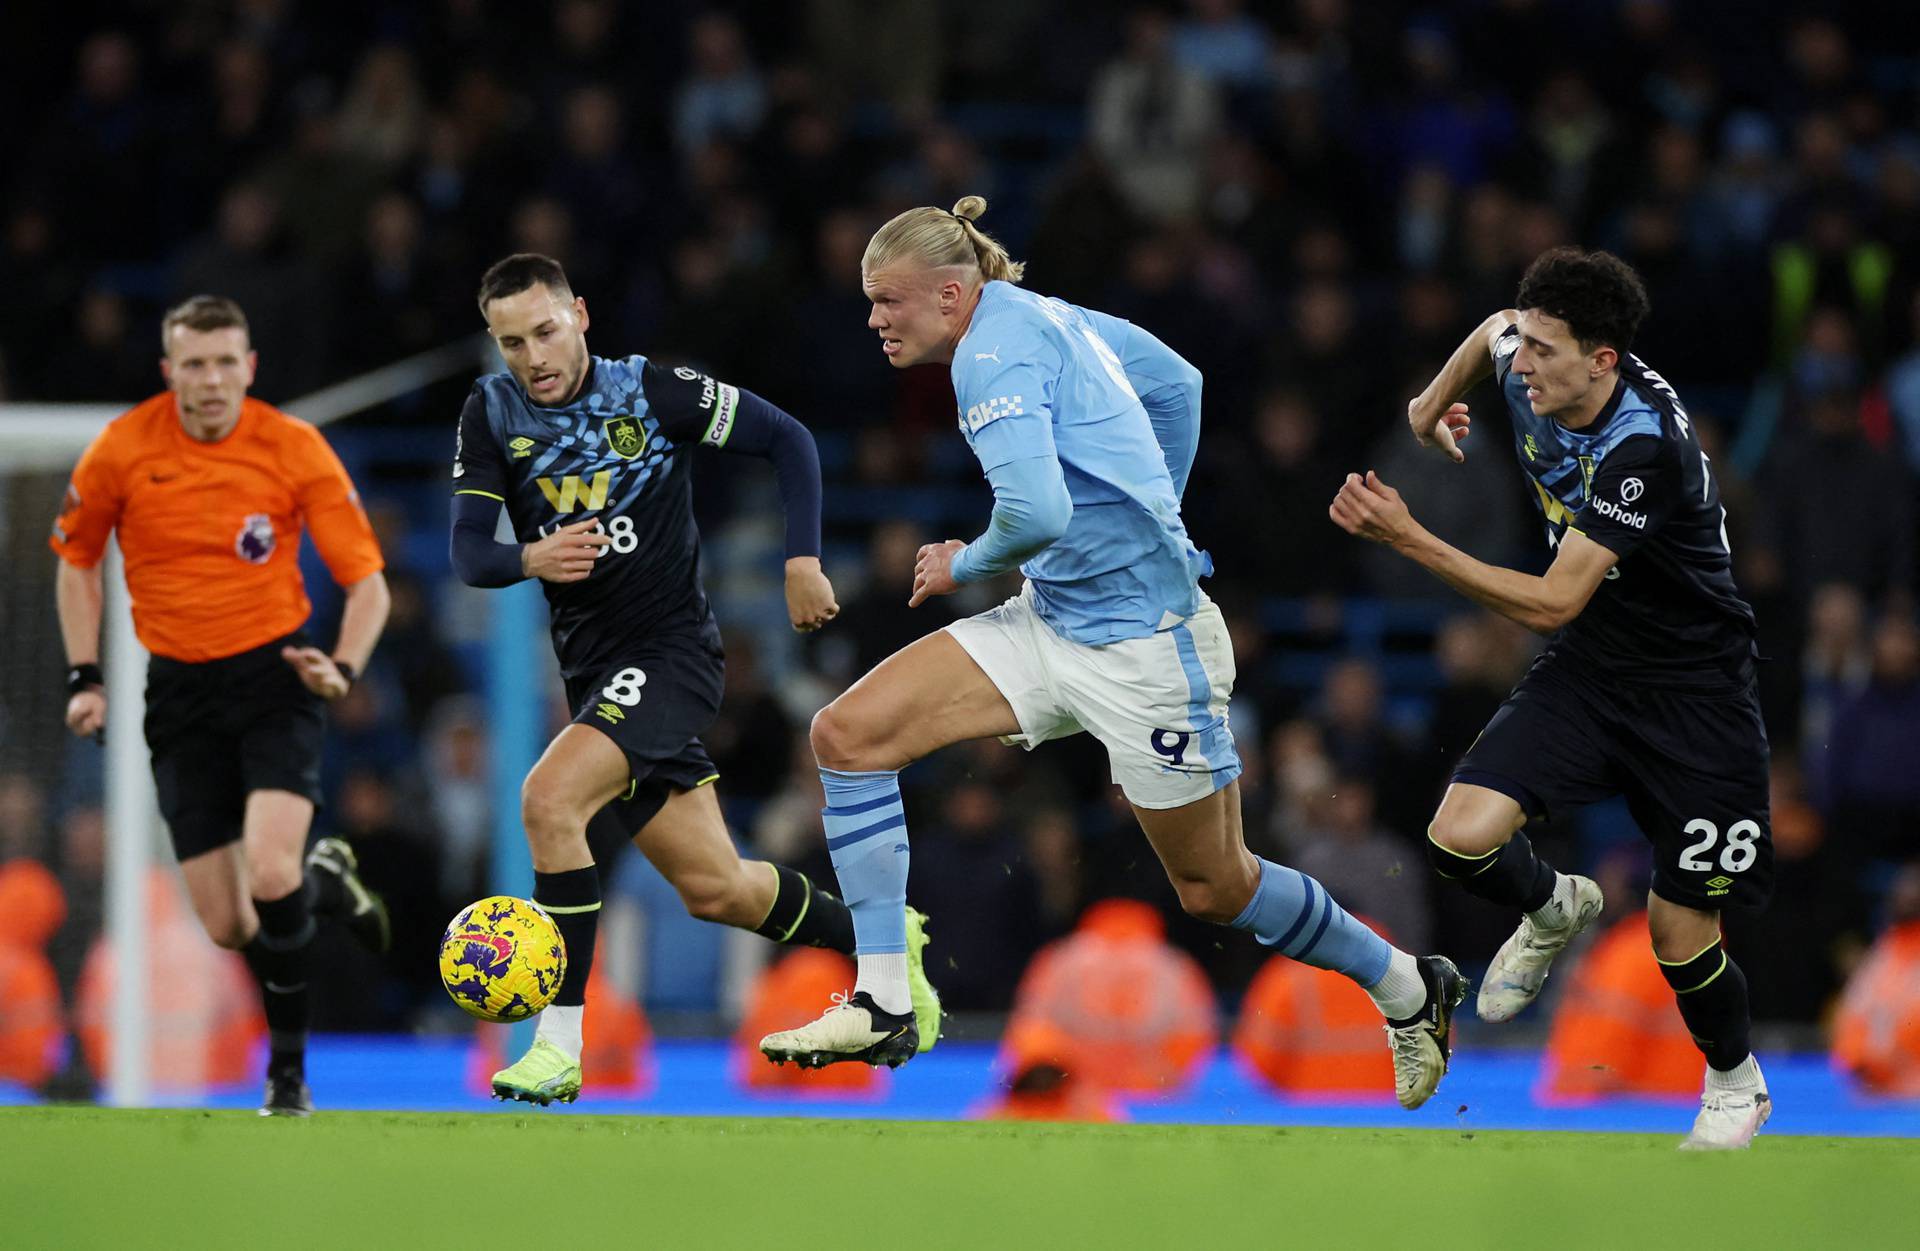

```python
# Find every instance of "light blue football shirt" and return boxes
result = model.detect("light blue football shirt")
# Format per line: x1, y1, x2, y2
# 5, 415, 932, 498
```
950, 281, 1209, 645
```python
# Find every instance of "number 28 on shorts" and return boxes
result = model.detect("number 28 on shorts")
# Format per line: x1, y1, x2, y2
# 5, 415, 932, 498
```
1677, 817, 1761, 897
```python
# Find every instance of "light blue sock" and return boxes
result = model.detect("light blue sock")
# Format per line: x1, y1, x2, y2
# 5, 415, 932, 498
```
821, 767, 909, 956
1230, 858, 1393, 985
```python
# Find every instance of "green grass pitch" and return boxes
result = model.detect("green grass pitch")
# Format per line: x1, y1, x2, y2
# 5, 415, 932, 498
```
5, 1109, 1916, 1250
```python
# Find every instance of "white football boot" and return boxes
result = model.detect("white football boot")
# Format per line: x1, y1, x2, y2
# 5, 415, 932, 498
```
1681, 1058, 1772, 1150
1477, 873, 1605, 1023
1386, 955, 1470, 1110
759, 990, 918, 1069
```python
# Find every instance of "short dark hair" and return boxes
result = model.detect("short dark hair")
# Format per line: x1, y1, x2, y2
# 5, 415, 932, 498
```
160, 294, 248, 351
477, 253, 573, 313
1514, 247, 1650, 355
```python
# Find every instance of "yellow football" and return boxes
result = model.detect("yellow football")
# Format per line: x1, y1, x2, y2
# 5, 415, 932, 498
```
438, 896, 567, 1023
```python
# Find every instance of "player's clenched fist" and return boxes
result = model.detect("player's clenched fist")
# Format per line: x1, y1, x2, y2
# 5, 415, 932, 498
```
784, 556, 839, 632
908, 539, 966, 608
281, 645, 353, 700
66, 688, 106, 738
522, 516, 612, 582
1329, 471, 1419, 548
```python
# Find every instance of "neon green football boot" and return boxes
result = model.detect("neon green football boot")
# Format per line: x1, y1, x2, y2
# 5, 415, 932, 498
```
491, 1039, 581, 1107
905, 907, 942, 1053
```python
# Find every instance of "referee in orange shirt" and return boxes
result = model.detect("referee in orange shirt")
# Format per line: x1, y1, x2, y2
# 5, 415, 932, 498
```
52, 295, 393, 1116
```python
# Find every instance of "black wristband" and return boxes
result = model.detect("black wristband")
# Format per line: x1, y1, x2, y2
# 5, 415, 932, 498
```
67, 663, 104, 696
332, 659, 357, 689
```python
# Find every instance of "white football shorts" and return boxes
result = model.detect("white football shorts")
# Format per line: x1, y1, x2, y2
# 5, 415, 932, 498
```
945, 583, 1242, 809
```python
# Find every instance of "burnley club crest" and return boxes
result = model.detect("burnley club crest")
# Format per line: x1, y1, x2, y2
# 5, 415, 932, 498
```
604, 415, 647, 460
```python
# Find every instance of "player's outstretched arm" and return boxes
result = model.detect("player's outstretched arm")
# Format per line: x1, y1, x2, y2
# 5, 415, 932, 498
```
449, 492, 529, 586
50, 434, 121, 738
645, 360, 837, 631
448, 389, 555, 586
291, 437, 394, 698
909, 456, 1072, 608
935, 455, 1072, 603
283, 571, 391, 700
1406, 310, 1516, 463
937, 331, 1070, 602
711, 388, 837, 631
331, 570, 391, 676
1093, 313, 1203, 497
449, 494, 609, 586
54, 558, 107, 738
1329, 470, 1616, 632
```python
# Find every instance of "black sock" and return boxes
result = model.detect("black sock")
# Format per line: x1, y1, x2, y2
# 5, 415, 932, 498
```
1658, 940, 1753, 1071
752, 864, 856, 954
1427, 828, 1557, 912
243, 887, 316, 1077
533, 866, 600, 1008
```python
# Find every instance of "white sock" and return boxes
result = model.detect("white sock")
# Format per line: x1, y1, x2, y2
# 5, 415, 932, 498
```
1707, 1054, 1764, 1094
1527, 873, 1572, 929
1366, 948, 1428, 1021
855, 952, 911, 1015
534, 1004, 584, 1061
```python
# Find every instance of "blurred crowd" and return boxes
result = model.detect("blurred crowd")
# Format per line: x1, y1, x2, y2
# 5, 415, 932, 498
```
4, 1, 1920, 1060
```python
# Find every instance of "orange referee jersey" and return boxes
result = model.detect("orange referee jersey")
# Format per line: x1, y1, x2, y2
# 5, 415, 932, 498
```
49, 392, 384, 663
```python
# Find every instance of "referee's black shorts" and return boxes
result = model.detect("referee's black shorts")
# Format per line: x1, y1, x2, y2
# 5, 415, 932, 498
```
143, 633, 326, 861
1452, 648, 1774, 912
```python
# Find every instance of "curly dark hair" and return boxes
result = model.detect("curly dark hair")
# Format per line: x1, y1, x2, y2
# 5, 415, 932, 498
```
1514, 247, 1650, 355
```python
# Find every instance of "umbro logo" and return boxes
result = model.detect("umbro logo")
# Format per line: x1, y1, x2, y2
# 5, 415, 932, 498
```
974, 346, 1001, 363
509, 436, 537, 459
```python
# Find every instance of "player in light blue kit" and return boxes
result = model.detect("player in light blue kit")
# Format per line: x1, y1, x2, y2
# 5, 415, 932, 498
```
759, 197, 1467, 1108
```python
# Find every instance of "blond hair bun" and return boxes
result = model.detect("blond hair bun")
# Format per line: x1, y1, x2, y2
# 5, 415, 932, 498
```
863, 194, 1025, 284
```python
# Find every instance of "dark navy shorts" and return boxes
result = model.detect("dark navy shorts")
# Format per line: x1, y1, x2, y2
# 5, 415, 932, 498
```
565, 635, 724, 840
1452, 650, 1773, 912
